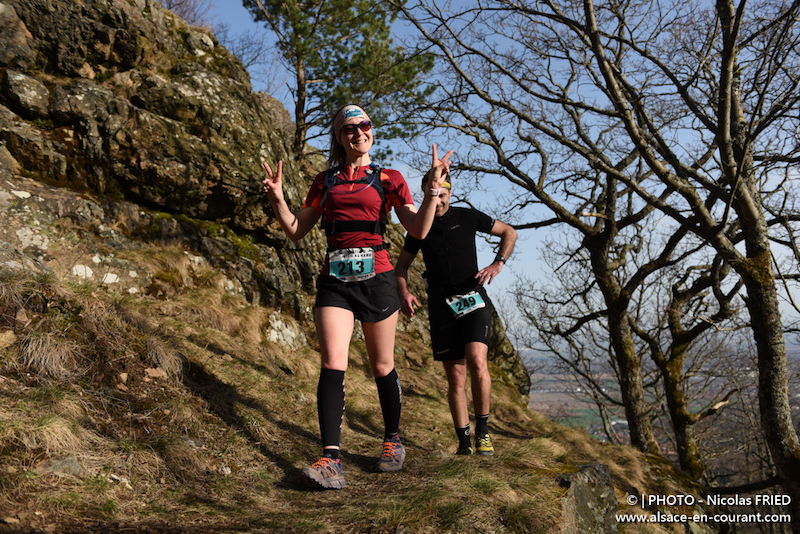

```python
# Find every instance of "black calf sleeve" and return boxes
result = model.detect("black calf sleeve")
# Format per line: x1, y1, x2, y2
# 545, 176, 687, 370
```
318, 368, 346, 453
375, 368, 402, 440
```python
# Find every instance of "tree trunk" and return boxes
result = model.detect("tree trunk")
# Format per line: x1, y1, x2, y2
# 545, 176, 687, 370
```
716, 2, 800, 515
660, 293, 709, 480
662, 354, 706, 479
605, 303, 661, 455
292, 60, 308, 155
739, 247, 800, 530
591, 237, 661, 455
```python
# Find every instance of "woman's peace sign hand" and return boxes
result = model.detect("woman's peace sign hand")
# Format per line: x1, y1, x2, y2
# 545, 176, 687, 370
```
262, 160, 284, 202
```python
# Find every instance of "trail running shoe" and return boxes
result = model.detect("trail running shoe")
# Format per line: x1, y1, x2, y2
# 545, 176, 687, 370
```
475, 434, 494, 456
455, 446, 474, 455
376, 438, 406, 472
301, 456, 346, 489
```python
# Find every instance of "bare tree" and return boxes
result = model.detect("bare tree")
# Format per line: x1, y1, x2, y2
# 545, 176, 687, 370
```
510, 209, 676, 457
630, 254, 745, 479
214, 23, 287, 95
518, 222, 748, 480
158, 0, 216, 28
396, 0, 800, 522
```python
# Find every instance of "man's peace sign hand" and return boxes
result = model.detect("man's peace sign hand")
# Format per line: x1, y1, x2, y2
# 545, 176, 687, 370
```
428, 144, 453, 191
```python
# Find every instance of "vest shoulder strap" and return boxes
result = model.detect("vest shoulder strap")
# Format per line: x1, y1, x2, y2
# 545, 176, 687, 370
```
320, 165, 389, 236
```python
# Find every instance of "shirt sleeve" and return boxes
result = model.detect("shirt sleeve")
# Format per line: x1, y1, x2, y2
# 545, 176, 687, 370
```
382, 169, 414, 209
402, 232, 423, 255
301, 171, 327, 212
474, 209, 495, 235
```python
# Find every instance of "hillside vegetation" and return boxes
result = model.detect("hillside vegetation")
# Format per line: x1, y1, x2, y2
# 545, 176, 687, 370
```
0, 207, 700, 533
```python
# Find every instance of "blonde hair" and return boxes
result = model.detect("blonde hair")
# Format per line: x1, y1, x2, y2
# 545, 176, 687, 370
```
327, 106, 348, 169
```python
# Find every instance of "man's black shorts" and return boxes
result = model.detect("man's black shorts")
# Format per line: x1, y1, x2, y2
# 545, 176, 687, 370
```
315, 271, 400, 323
428, 285, 492, 361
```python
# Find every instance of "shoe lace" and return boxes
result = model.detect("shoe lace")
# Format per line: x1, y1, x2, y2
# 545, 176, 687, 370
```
381, 441, 400, 457
310, 457, 335, 470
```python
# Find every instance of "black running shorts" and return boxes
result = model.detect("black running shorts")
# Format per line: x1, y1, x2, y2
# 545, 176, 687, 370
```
315, 271, 400, 323
428, 285, 492, 362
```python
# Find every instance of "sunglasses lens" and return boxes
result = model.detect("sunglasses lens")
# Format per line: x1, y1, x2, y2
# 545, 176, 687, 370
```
342, 121, 372, 135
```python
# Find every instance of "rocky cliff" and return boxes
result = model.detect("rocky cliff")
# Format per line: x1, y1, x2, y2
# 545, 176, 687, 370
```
0, 0, 529, 393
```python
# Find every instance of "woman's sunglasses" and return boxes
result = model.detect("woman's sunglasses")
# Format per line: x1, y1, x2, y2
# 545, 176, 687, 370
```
340, 121, 372, 135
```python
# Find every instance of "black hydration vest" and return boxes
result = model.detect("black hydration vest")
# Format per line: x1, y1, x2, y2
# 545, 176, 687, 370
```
319, 163, 389, 239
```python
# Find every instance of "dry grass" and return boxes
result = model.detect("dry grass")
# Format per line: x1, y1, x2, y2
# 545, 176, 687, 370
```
144, 335, 184, 378
0, 269, 54, 315
179, 291, 267, 345
21, 416, 82, 453
18, 333, 82, 381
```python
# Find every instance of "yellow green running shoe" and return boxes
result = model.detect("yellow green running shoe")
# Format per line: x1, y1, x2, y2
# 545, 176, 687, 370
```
475, 434, 494, 456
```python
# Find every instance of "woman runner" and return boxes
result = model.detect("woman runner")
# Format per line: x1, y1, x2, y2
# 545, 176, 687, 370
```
262, 104, 450, 489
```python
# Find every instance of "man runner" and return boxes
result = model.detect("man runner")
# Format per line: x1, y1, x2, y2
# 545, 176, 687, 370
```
395, 172, 517, 455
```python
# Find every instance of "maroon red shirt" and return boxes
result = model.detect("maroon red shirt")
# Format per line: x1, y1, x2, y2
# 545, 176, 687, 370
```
303, 165, 413, 276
